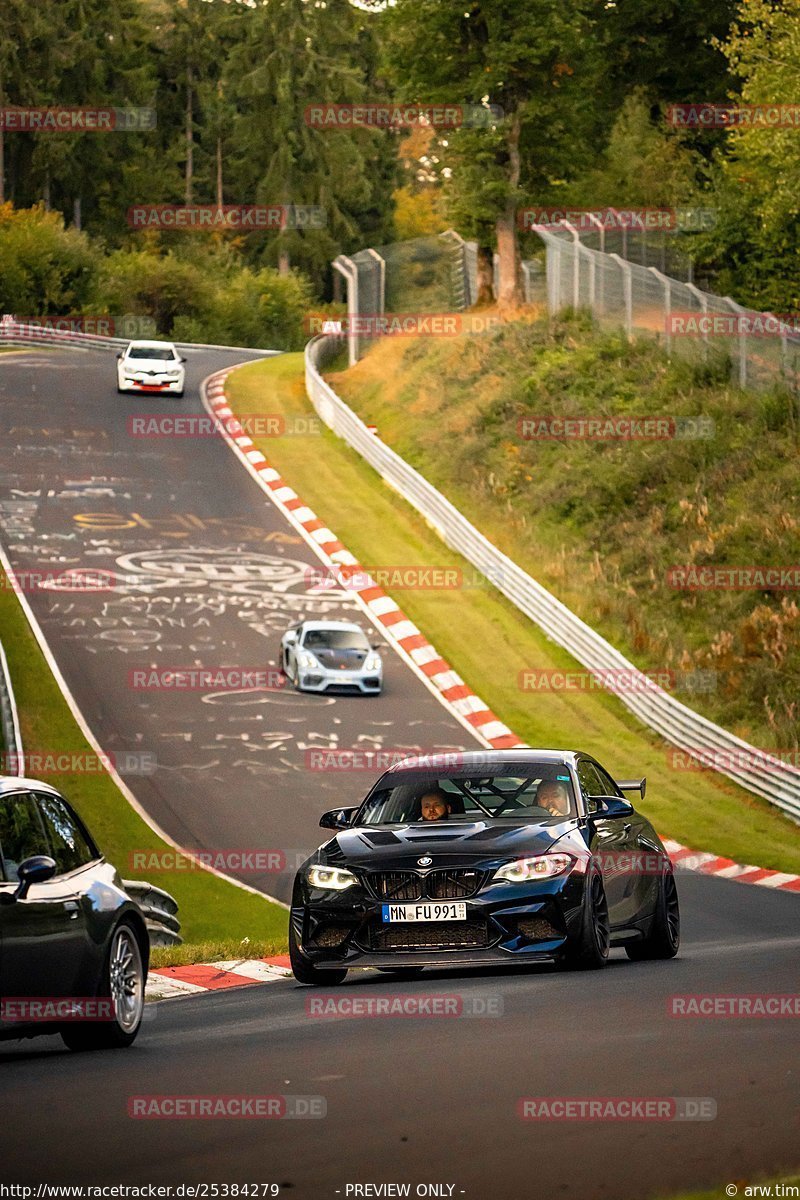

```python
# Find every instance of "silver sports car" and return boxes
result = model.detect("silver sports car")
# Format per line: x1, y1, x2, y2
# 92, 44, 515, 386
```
280, 620, 384, 694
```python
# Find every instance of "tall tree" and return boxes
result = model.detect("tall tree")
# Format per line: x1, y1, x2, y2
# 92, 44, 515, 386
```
384, 0, 590, 306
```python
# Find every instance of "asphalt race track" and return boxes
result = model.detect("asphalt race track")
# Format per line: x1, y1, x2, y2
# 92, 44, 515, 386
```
0, 346, 471, 901
1, 877, 798, 1198
1, 347, 798, 1199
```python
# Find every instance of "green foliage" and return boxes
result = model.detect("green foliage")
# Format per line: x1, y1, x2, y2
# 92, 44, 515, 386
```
0, 203, 98, 313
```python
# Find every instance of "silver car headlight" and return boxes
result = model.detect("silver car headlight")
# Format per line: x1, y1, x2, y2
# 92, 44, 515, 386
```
165, 370, 181, 378
494, 854, 574, 883
307, 864, 357, 891
364, 652, 381, 671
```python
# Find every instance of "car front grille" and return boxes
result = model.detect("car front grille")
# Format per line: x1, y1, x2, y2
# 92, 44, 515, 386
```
367, 869, 483, 901
367, 918, 490, 952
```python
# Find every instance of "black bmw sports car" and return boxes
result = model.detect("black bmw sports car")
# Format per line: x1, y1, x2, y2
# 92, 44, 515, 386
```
0, 776, 149, 1050
290, 749, 680, 983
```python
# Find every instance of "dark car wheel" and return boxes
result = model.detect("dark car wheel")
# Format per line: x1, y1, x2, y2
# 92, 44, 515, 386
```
289, 922, 348, 986
60, 920, 146, 1051
626, 868, 680, 961
377, 967, 425, 979
560, 869, 610, 971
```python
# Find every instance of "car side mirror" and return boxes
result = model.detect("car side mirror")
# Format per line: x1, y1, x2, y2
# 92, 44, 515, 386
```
588, 796, 634, 819
116, 352, 123, 359
370, 641, 385, 651
2, 855, 57, 903
285, 631, 298, 644
319, 807, 358, 831
180, 356, 187, 363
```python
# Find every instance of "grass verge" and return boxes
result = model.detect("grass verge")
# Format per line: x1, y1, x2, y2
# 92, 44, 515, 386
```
224, 353, 800, 874
0, 571, 288, 948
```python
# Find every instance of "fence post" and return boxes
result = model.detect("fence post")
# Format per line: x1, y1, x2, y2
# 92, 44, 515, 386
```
685, 283, 709, 363
609, 253, 633, 339
333, 254, 359, 366
649, 267, 672, 352
365, 247, 385, 316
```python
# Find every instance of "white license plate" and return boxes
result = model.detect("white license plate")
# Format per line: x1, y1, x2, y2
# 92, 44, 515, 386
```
382, 902, 466, 923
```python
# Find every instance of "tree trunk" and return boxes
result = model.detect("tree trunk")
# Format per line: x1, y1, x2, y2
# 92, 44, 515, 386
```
73, 196, 82, 230
185, 62, 194, 206
278, 247, 290, 276
495, 109, 522, 307
476, 245, 495, 305
0, 130, 4, 205
43, 170, 51, 210
216, 135, 223, 208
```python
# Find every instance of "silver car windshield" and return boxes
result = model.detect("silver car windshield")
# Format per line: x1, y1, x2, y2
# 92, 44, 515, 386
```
127, 346, 177, 360
303, 629, 369, 651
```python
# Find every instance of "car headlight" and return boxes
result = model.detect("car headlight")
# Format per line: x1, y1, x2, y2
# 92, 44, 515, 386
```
364, 653, 381, 671
166, 370, 181, 378
306, 864, 357, 891
494, 854, 574, 883
299, 651, 320, 670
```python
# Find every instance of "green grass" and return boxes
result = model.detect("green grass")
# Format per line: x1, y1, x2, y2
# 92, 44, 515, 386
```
330, 314, 800, 754
0, 573, 288, 947
150, 938, 287, 970
224, 352, 800, 874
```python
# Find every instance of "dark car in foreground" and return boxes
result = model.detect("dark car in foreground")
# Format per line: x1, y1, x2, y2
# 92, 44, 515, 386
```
290, 749, 680, 983
0, 777, 149, 1050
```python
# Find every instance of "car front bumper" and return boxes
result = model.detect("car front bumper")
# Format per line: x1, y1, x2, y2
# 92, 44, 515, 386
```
292, 870, 587, 969
118, 374, 185, 394
297, 669, 382, 694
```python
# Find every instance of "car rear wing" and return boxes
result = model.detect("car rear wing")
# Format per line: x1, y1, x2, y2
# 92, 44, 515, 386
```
616, 778, 646, 798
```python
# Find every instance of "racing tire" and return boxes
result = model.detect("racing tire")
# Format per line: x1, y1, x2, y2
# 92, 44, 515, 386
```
289, 922, 347, 986
376, 967, 425, 979
559, 868, 610, 971
60, 919, 146, 1051
625, 868, 680, 961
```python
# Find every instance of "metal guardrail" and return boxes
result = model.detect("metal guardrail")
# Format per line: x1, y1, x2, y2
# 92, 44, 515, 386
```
122, 880, 182, 947
0, 319, 280, 357
0, 639, 23, 775
305, 334, 800, 823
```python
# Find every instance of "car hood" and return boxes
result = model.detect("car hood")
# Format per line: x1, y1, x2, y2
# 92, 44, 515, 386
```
326, 820, 578, 870
308, 646, 370, 670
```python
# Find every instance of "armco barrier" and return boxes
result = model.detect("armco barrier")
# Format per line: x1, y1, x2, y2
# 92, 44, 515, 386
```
0, 319, 279, 357
304, 334, 800, 823
122, 880, 182, 947
0, 639, 23, 775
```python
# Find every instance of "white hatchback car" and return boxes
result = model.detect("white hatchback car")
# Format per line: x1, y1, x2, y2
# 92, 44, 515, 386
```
116, 340, 186, 397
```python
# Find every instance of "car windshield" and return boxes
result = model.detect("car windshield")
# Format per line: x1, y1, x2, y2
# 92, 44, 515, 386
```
356, 770, 577, 824
303, 628, 369, 651
127, 345, 176, 360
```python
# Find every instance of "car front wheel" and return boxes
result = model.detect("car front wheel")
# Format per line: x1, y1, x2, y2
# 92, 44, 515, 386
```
289, 922, 347, 986
60, 920, 146, 1051
559, 868, 610, 971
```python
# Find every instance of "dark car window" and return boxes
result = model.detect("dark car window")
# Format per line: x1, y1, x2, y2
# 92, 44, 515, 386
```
303, 629, 369, 651
357, 770, 577, 824
126, 344, 177, 360
0, 792, 51, 882
34, 793, 97, 875
593, 763, 622, 798
576, 760, 604, 803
